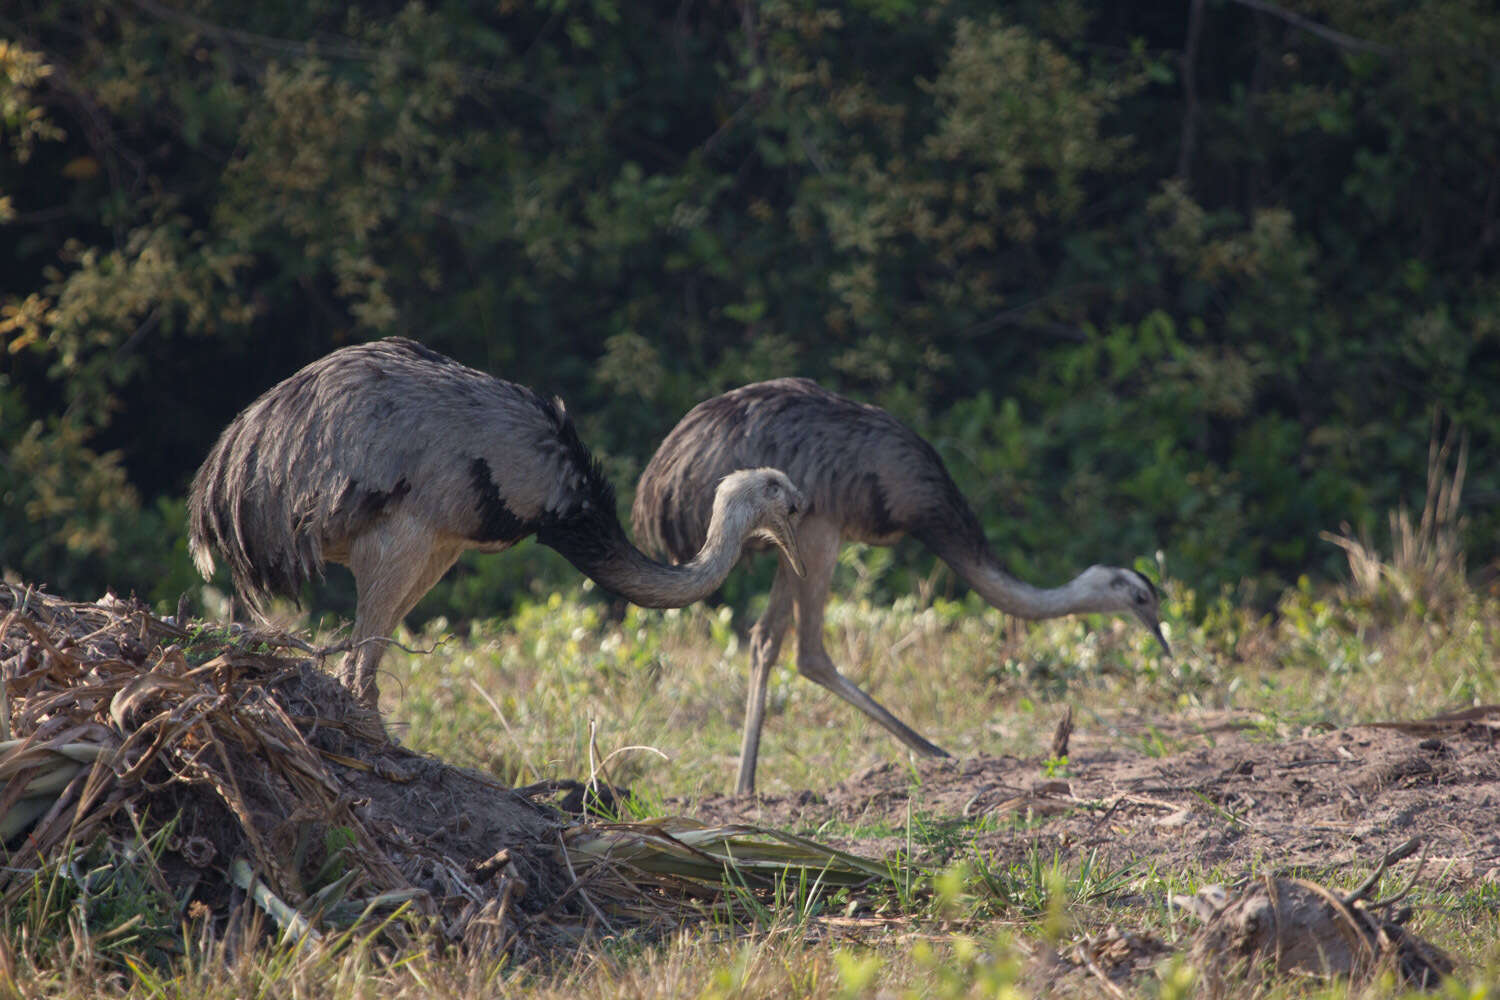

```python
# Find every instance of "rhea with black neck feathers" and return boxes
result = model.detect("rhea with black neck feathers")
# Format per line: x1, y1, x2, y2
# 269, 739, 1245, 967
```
188, 338, 806, 708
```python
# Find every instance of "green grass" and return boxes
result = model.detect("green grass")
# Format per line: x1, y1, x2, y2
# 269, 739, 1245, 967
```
372, 566, 1500, 799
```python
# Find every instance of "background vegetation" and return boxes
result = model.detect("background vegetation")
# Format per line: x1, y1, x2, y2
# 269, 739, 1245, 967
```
2, 0, 1498, 620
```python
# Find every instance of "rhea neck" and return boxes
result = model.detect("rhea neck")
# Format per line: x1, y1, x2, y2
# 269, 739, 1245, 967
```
946, 548, 1117, 621
575, 488, 760, 609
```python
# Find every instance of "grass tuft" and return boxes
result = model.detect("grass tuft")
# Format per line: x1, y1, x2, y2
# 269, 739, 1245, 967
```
1322, 416, 1470, 620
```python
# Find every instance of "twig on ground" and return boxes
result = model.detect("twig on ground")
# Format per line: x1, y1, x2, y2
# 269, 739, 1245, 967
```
555, 830, 617, 937
1080, 946, 1130, 1000
1345, 837, 1422, 906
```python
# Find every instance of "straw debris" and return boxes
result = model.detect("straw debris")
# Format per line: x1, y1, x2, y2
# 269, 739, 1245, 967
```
0, 584, 881, 966
0, 583, 593, 958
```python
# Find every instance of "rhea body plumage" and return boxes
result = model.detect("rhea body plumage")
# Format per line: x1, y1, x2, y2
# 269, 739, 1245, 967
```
188, 338, 805, 707
632, 377, 1168, 794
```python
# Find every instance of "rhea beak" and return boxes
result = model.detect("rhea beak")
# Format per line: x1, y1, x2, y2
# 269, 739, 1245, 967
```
1142, 613, 1172, 658
770, 512, 805, 577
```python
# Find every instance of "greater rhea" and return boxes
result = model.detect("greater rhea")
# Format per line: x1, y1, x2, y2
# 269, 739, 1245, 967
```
632, 377, 1168, 794
188, 338, 805, 707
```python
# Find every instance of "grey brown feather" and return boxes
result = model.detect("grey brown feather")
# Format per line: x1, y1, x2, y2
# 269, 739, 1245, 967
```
189, 338, 805, 708
632, 377, 1169, 795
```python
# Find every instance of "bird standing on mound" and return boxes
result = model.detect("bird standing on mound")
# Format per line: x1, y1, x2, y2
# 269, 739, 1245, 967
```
188, 338, 805, 708
632, 377, 1169, 795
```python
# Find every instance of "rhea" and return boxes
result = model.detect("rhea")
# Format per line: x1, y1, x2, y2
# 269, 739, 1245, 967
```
188, 338, 805, 708
632, 377, 1169, 795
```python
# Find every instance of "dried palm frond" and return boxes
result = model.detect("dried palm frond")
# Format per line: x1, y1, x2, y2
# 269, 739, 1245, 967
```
565, 817, 887, 889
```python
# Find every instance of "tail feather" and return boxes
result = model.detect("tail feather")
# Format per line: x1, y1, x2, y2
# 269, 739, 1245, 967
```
187, 415, 325, 609
188, 526, 216, 580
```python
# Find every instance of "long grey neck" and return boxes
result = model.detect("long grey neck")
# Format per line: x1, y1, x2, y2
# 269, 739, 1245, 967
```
575, 499, 751, 609
946, 549, 1101, 621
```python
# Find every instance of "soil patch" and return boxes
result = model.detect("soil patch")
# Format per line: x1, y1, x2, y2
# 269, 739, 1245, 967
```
683, 711, 1500, 881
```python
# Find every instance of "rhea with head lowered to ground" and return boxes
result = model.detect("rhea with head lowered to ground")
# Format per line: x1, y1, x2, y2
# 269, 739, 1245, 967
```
632, 377, 1169, 795
188, 338, 805, 708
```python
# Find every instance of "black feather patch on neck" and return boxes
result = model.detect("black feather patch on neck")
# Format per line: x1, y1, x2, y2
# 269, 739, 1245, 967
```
537, 497, 630, 578
1130, 569, 1160, 598
530, 394, 630, 576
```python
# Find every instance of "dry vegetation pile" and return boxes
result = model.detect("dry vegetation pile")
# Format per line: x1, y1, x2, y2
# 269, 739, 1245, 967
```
0, 584, 881, 969
0, 583, 590, 960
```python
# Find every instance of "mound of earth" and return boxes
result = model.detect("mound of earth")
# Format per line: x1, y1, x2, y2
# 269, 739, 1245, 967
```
0, 584, 620, 960
0, 582, 896, 965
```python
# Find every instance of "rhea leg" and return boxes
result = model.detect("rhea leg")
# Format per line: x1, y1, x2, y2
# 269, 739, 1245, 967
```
735, 561, 795, 795
341, 518, 462, 708
790, 519, 950, 760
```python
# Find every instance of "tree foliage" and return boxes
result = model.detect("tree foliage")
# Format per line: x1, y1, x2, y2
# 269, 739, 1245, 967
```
2, 0, 1497, 616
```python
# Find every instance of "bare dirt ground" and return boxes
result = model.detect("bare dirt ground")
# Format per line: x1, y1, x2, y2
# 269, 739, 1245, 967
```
683, 709, 1500, 883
